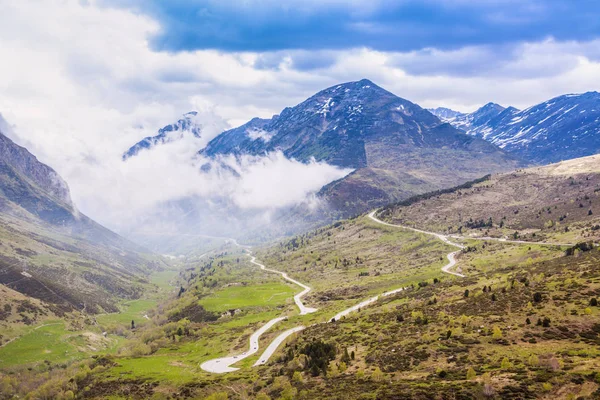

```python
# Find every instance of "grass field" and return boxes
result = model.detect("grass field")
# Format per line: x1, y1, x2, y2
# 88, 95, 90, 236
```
0, 322, 88, 367
199, 282, 296, 312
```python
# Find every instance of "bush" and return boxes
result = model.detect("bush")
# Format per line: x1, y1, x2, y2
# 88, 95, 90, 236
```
492, 326, 502, 339
466, 367, 476, 380
371, 367, 384, 382
565, 242, 594, 256
300, 340, 336, 376
292, 371, 304, 383
204, 392, 228, 400
591, 298, 598, 307
533, 292, 543, 303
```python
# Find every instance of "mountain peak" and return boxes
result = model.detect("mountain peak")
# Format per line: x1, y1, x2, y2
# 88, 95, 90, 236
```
478, 102, 505, 112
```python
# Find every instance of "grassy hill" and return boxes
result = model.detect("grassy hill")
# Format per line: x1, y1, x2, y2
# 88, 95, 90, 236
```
379, 154, 600, 245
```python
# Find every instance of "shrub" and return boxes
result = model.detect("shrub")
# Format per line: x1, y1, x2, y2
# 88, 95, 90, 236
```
300, 340, 336, 376
528, 354, 539, 367
466, 367, 476, 380
533, 292, 543, 303
205, 393, 229, 400
371, 367, 384, 382
565, 242, 594, 256
590, 298, 598, 307
292, 371, 304, 383
492, 326, 502, 339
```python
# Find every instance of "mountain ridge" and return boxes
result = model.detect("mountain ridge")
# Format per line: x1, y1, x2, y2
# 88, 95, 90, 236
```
0, 125, 164, 316
435, 92, 600, 164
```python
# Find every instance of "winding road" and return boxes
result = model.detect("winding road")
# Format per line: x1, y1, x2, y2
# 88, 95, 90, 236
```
200, 249, 317, 373
201, 208, 571, 374
368, 210, 466, 277
248, 254, 317, 315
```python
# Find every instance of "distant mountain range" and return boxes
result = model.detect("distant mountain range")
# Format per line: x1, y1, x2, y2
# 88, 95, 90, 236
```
0, 123, 164, 315
429, 91, 600, 164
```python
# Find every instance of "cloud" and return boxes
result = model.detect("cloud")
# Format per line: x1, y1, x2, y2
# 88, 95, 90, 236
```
1, 0, 600, 238
103, 0, 600, 53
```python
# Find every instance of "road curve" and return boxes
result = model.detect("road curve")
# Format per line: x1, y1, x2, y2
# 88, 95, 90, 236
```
254, 326, 306, 366
368, 210, 466, 277
200, 247, 317, 373
248, 253, 317, 315
200, 316, 286, 373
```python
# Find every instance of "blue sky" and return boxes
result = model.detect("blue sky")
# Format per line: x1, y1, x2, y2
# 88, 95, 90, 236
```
108, 0, 600, 54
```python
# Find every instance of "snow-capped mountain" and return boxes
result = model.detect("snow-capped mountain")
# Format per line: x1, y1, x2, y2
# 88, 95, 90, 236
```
203, 79, 521, 214
427, 107, 463, 121
439, 92, 600, 165
123, 111, 203, 160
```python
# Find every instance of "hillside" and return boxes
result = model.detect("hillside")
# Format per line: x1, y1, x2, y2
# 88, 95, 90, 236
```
0, 127, 165, 319
437, 92, 600, 165
202, 79, 522, 215
44, 195, 600, 398
379, 154, 600, 244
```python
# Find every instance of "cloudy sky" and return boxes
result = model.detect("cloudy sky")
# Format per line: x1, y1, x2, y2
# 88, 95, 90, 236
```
1, 0, 600, 233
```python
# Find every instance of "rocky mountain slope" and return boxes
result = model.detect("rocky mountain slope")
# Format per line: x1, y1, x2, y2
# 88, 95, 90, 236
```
433, 92, 600, 165
380, 153, 600, 244
202, 79, 522, 215
0, 127, 164, 317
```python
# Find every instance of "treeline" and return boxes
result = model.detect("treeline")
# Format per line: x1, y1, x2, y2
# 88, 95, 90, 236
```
380, 174, 492, 212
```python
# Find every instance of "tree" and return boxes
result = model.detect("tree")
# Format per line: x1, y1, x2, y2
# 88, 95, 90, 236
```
131, 320, 135, 330
492, 326, 502, 339
351, 350, 355, 360
491, 293, 497, 302
292, 371, 304, 383
466, 367, 477, 380
446, 330, 452, 339
371, 367, 384, 382
591, 298, 598, 307
526, 317, 531, 325
464, 289, 470, 298
542, 317, 551, 327
341, 347, 351, 364
533, 292, 543, 303
528, 354, 539, 367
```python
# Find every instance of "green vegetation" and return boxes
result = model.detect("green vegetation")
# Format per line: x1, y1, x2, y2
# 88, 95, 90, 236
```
199, 282, 295, 312
4, 159, 600, 398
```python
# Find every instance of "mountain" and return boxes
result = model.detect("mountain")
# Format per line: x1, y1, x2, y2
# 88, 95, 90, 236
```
380, 152, 600, 243
0, 125, 165, 317
447, 102, 509, 133
427, 107, 463, 121
442, 92, 600, 165
123, 111, 203, 160
203, 79, 523, 215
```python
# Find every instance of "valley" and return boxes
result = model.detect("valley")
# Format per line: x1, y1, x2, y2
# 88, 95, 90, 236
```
4, 3, 600, 399
2, 78, 600, 400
